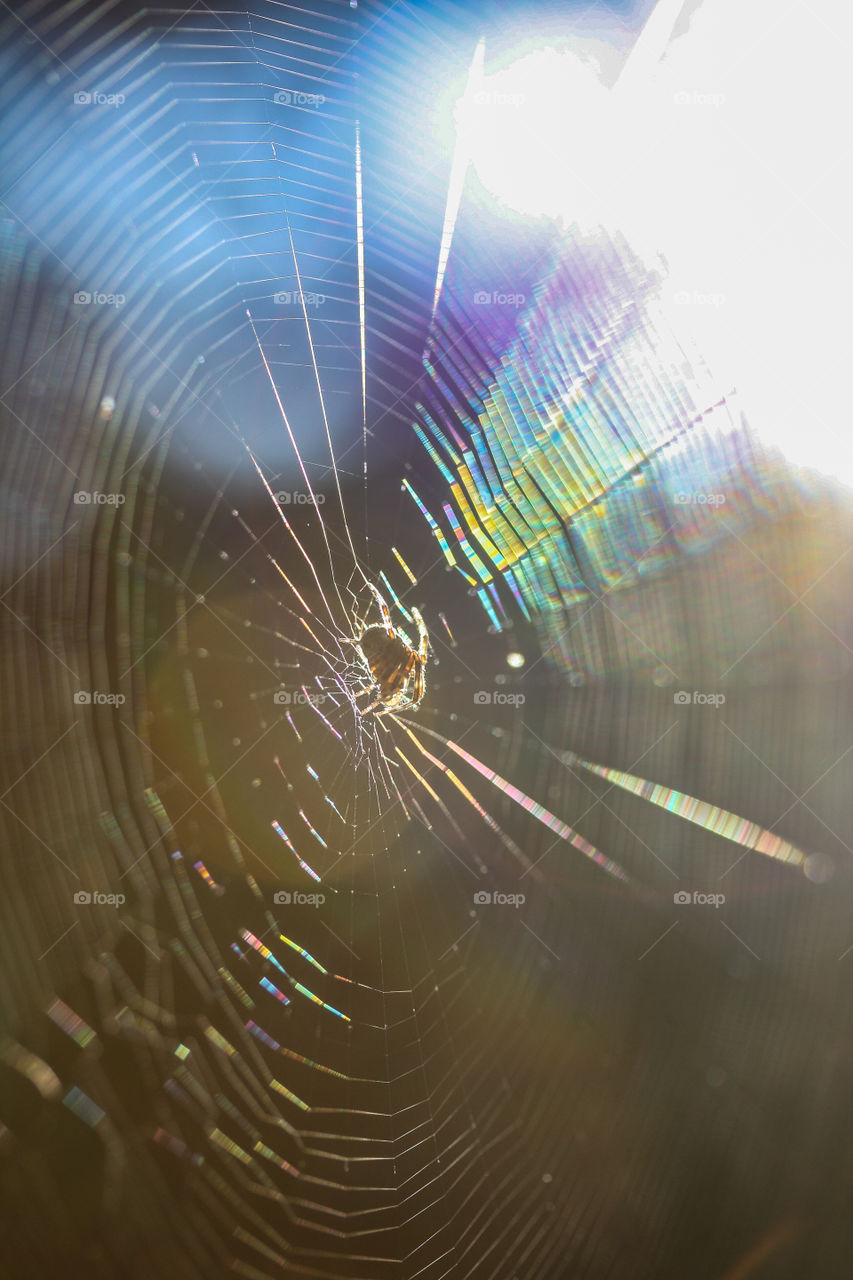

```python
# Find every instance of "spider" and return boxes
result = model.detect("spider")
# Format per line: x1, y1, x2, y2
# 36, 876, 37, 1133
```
352, 582, 429, 716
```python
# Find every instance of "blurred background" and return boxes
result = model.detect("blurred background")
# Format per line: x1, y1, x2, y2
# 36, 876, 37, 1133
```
1, 2, 853, 1277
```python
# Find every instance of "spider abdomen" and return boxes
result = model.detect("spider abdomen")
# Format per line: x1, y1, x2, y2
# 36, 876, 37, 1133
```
358, 626, 413, 688
353, 590, 428, 715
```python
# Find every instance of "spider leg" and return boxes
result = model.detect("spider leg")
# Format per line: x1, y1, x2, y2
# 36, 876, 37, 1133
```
366, 582, 395, 637
365, 691, 404, 716
412, 606, 428, 663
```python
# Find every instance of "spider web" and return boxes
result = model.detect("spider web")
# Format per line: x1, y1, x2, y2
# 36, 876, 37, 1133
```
2, 4, 853, 1280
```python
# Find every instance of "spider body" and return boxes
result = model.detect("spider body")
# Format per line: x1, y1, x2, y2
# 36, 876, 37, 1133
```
354, 584, 428, 715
